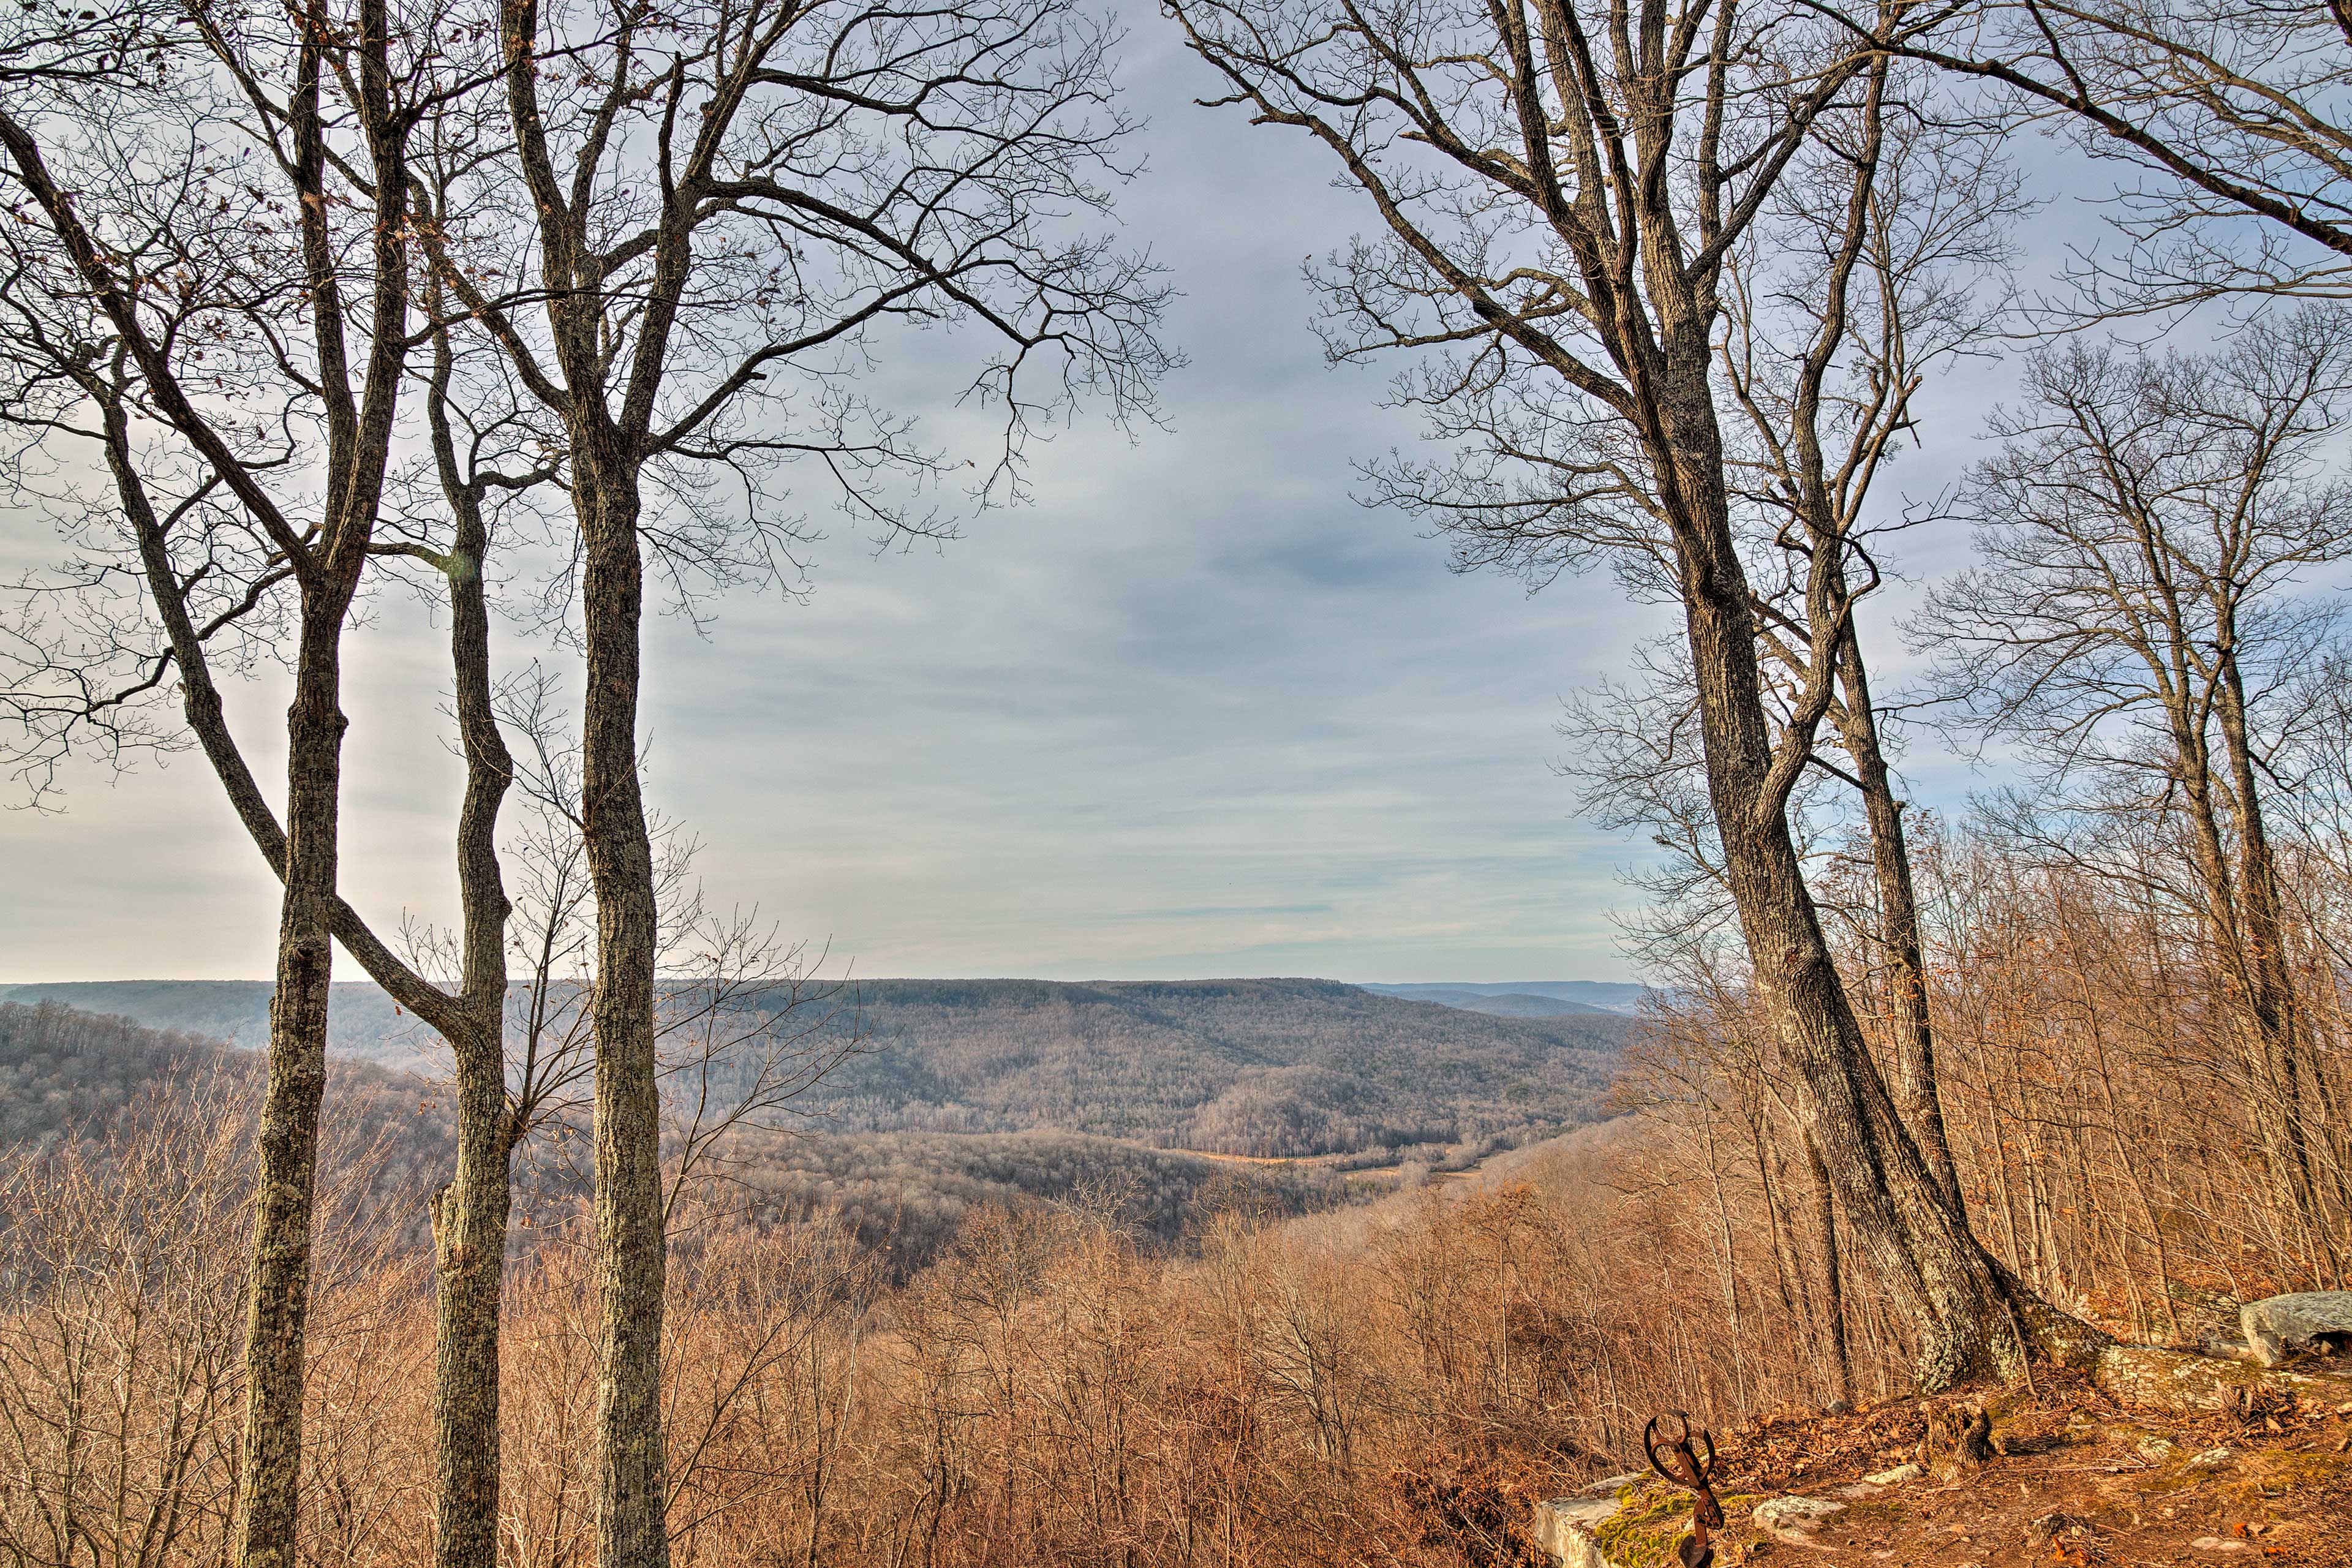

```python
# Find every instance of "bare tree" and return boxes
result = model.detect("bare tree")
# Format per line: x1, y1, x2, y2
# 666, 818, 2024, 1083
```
0, 6, 477, 1560
1912, 309, 2352, 1279
1889, 0, 2352, 311
1559, 75, 2021, 1210
0, 17, 596, 1561
1166, 0, 2090, 1385
419, 1, 1172, 1558
1711, 91, 2023, 1210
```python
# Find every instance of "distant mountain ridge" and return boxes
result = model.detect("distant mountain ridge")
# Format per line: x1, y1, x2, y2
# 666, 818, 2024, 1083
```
0, 976, 1632, 1158
1357, 980, 1649, 1016
0, 978, 429, 1063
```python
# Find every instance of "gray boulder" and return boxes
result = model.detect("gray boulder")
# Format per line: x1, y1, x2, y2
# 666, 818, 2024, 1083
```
1530, 1474, 1647, 1567
2240, 1291, 2352, 1368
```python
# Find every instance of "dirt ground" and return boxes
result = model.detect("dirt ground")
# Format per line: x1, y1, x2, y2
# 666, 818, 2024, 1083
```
1600, 1368, 2352, 1567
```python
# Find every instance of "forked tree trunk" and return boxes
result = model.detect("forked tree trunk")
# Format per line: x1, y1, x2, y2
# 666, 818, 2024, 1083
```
5, 9, 429, 1555
428, 417, 518, 1568
1659, 368, 2090, 1387
237, 6, 413, 1547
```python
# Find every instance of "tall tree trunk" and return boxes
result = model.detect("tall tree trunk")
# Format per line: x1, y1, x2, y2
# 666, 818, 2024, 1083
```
1834, 629, 1964, 1213
1659, 367, 2081, 1387
577, 450, 669, 1568
236, 12, 413, 1550
2214, 662, 2332, 1275
431, 1034, 513, 1568
2170, 702, 2323, 1268
1803, 1131, 1853, 1409
429, 408, 518, 1568
235, 595, 356, 1568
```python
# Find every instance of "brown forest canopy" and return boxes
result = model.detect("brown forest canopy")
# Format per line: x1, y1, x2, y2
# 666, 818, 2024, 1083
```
0, 997, 1366, 1276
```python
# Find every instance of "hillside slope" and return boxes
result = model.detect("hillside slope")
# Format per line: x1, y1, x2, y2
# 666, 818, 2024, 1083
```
1366, 987, 1613, 1017
3, 976, 1632, 1157
0, 998, 450, 1194
1, 978, 432, 1066
791, 978, 1626, 1154
721, 1125, 1357, 1275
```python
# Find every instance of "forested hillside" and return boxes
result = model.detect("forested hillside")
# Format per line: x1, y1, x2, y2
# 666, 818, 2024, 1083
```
2, 977, 1630, 1157
2, 1000, 1367, 1272
0, 1000, 449, 1198
788, 978, 1624, 1153
0, 979, 437, 1067
1359, 979, 1648, 1014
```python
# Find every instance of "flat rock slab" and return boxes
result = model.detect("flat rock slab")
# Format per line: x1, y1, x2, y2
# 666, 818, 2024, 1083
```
1530, 1476, 1719, 1567
1752, 1494, 1846, 1544
2094, 1342, 2352, 1415
1531, 1491, 1630, 1568
2242, 1291, 2352, 1368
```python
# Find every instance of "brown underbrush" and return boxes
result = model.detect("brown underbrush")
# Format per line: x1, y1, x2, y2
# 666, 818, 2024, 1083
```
7, 824, 2352, 1566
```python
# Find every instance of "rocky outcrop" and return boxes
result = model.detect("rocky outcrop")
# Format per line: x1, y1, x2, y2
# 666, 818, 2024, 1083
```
1529, 1477, 1860, 1566
2092, 1341, 2352, 1414
2241, 1292, 2352, 1368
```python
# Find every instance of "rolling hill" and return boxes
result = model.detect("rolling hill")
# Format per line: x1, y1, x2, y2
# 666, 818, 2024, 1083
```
0, 997, 451, 1196
2, 976, 1633, 1158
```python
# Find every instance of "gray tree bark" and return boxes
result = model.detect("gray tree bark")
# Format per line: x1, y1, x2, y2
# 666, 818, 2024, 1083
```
578, 453, 670, 1568
235, 591, 358, 1568
1834, 630, 1964, 1215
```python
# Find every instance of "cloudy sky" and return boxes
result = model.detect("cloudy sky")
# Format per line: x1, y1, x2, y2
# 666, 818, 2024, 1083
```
0, 8, 2174, 986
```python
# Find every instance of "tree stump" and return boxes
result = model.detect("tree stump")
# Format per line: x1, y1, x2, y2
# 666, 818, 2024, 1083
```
1920, 1401, 1994, 1484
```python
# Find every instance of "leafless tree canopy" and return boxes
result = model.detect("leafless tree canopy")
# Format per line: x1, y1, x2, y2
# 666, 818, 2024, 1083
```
1894, 0, 2352, 309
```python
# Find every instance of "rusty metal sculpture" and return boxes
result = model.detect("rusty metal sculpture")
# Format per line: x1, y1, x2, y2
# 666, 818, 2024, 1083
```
1643, 1411, 1726, 1568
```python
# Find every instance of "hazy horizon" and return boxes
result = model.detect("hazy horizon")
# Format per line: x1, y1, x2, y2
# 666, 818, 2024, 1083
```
0, 971, 1648, 989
